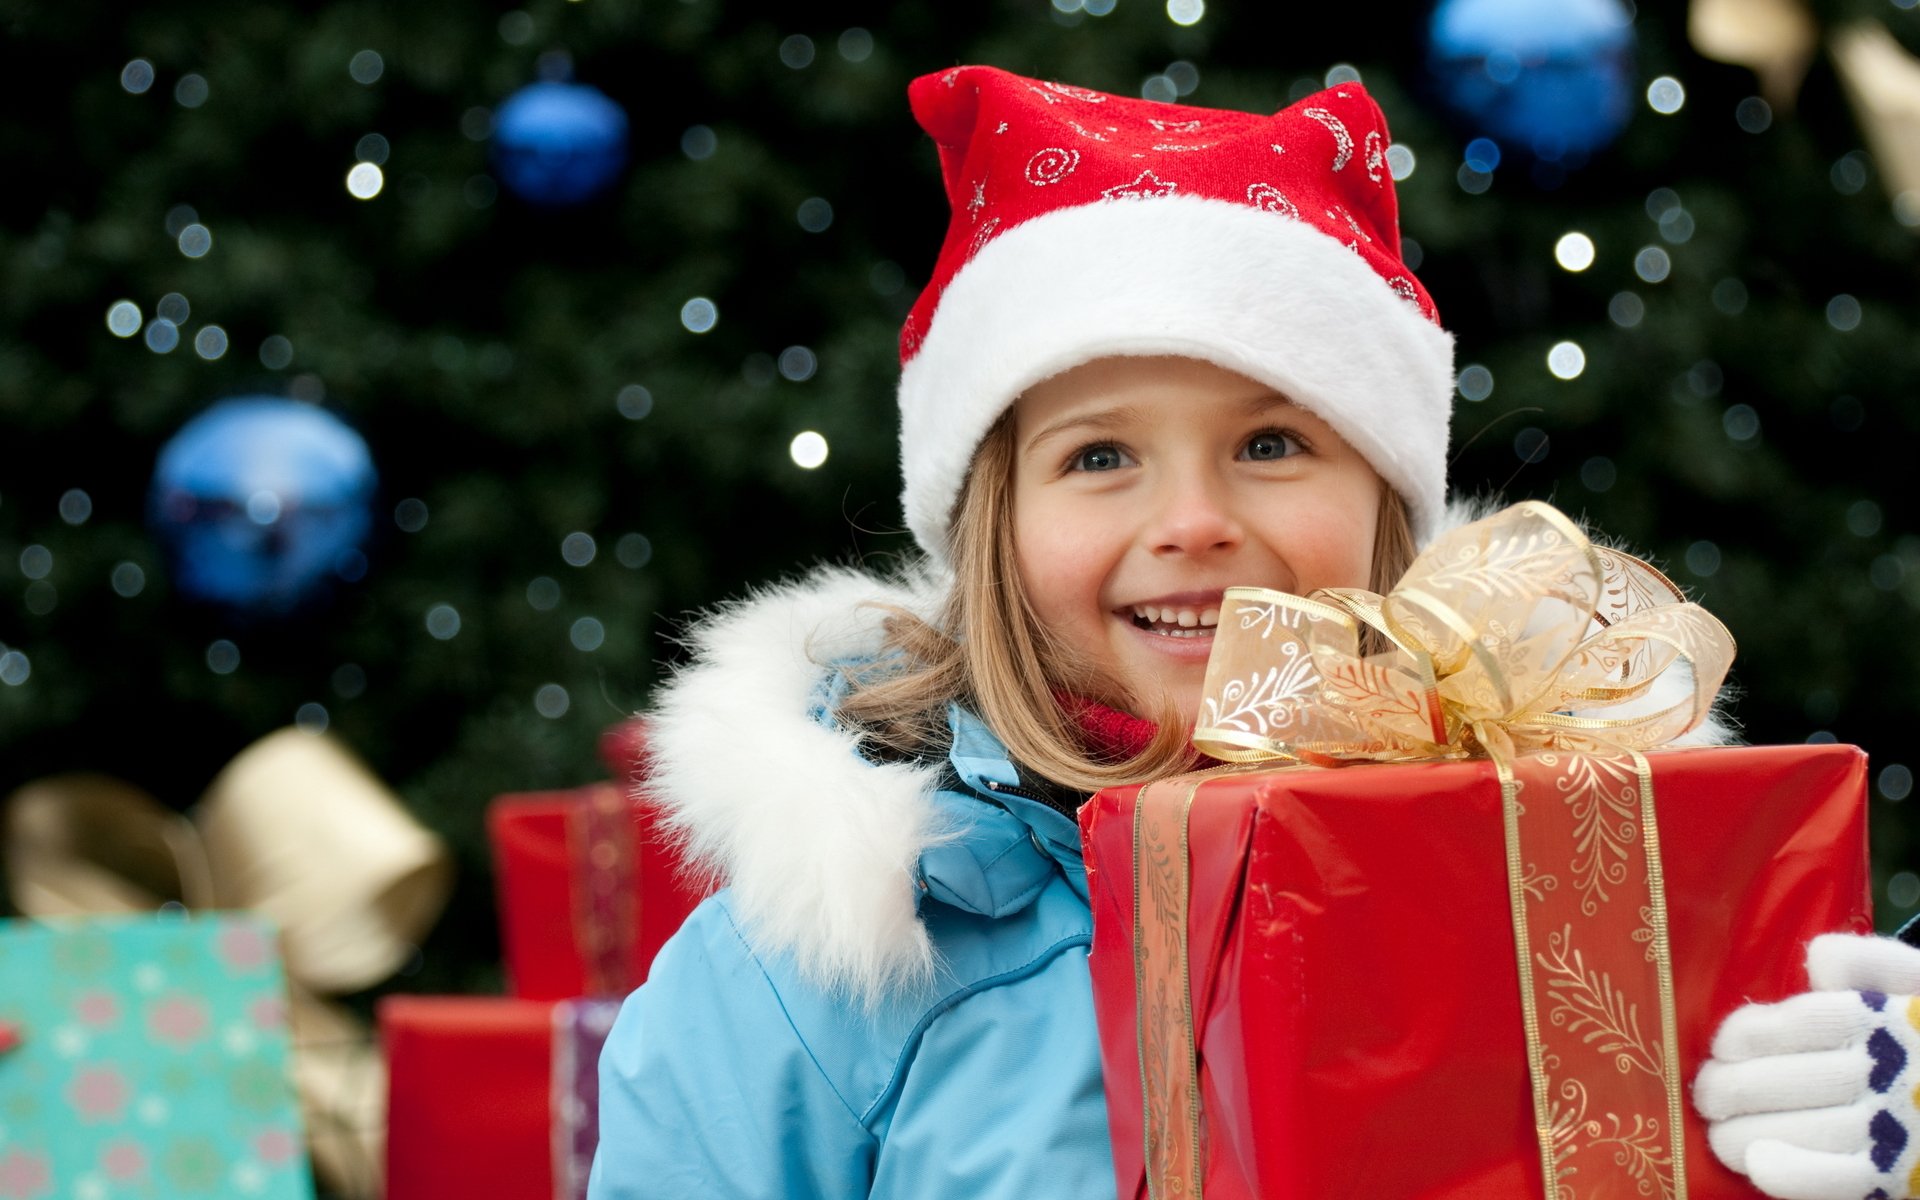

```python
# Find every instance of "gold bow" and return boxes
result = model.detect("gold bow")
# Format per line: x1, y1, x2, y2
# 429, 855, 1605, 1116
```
1137, 501, 1739, 1199
1192, 500, 1735, 769
3, 728, 455, 1200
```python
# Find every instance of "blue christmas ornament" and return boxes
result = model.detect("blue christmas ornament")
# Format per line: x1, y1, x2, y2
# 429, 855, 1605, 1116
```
491, 81, 630, 206
148, 397, 377, 613
1428, 0, 1636, 164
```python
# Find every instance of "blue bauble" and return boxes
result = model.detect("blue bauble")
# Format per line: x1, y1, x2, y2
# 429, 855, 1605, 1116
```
1428, 0, 1636, 163
148, 398, 377, 613
491, 81, 630, 206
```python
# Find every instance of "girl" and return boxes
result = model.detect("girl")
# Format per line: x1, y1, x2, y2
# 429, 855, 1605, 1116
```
589, 66, 1920, 1200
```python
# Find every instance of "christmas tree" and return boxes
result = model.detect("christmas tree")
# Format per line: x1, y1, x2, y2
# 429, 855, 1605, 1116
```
5, 0, 1918, 1008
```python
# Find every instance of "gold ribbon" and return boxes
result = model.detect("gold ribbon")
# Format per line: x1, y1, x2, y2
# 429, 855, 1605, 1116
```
1135, 501, 1735, 1200
3, 728, 455, 1200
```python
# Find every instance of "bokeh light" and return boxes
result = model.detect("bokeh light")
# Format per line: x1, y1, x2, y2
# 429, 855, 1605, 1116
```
838, 28, 874, 60
175, 73, 209, 108
778, 346, 817, 382
425, 604, 461, 640
1456, 364, 1494, 401
681, 125, 717, 161
1547, 341, 1586, 379
206, 639, 241, 675
796, 198, 833, 233
106, 301, 142, 337
616, 384, 653, 419
534, 683, 570, 718
615, 533, 652, 568
560, 532, 596, 566
680, 298, 718, 333
1166, 0, 1205, 25
346, 163, 384, 199
1646, 76, 1685, 115
570, 617, 605, 652
779, 35, 814, 69
1685, 540, 1721, 576
1554, 232, 1595, 272
145, 320, 180, 353
110, 563, 145, 598
789, 431, 829, 469
178, 224, 212, 258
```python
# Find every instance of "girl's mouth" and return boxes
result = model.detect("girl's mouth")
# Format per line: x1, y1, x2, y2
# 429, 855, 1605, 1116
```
1126, 603, 1221, 638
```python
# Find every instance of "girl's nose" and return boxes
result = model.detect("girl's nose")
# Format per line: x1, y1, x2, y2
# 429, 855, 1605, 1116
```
1146, 474, 1244, 557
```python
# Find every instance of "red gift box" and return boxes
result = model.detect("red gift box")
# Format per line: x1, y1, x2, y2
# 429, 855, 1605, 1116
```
489, 782, 707, 1000
1080, 744, 1872, 1200
381, 995, 619, 1200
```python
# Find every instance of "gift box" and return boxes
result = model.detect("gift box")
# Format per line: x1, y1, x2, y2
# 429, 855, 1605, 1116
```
381, 994, 620, 1200
0, 913, 315, 1198
489, 782, 706, 1000
1080, 744, 1872, 1200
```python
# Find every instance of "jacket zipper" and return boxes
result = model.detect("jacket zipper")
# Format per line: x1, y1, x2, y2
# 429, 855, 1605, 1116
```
981, 777, 1084, 818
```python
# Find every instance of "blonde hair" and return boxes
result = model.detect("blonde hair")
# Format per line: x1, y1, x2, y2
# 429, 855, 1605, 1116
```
838, 414, 1421, 794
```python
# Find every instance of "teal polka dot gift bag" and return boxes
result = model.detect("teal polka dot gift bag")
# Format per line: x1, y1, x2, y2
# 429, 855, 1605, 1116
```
0, 913, 314, 1199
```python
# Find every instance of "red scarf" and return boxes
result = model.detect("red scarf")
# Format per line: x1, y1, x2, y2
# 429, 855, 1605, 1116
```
1057, 692, 1160, 763
1055, 691, 1220, 771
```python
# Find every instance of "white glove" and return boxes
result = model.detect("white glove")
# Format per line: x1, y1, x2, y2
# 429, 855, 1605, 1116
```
1695, 934, 1920, 1200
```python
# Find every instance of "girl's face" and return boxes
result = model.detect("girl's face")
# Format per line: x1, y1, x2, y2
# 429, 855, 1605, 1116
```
1011, 355, 1382, 724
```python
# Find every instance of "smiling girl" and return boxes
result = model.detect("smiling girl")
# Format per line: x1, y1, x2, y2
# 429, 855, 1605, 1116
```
589, 65, 1920, 1200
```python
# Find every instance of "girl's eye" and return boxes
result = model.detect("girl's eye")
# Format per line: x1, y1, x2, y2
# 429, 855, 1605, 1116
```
1070, 443, 1133, 472
1242, 430, 1304, 462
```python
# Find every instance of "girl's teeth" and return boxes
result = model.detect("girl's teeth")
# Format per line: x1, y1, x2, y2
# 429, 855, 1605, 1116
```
1128, 604, 1221, 633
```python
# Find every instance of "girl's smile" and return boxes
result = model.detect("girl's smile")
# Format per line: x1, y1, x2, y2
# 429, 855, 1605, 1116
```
1011, 355, 1384, 724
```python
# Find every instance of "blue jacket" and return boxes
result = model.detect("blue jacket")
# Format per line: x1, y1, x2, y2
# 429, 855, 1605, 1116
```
588, 572, 1116, 1199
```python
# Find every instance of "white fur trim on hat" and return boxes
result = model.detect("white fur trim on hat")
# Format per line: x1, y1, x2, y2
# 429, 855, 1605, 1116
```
897, 193, 1456, 563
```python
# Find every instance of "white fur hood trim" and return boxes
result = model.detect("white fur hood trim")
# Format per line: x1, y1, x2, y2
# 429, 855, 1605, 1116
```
642, 566, 954, 999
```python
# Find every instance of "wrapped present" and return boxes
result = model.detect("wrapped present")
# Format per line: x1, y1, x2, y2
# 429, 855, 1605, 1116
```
3, 732, 454, 1199
0, 913, 316, 1199
1079, 502, 1874, 1199
1084, 747, 1870, 1199
489, 782, 705, 1000
381, 995, 620, 1200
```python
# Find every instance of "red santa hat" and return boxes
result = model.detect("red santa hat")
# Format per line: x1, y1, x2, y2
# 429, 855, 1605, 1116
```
897, 66, 1454, 562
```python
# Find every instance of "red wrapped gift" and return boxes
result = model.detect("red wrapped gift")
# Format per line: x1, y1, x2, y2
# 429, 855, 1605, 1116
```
381, 995, 620, 1200
1082, 745, 1872, 1199
489, 782, 707, 1000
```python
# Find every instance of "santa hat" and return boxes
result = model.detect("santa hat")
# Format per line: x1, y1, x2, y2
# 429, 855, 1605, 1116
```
897, 66, 1455, 562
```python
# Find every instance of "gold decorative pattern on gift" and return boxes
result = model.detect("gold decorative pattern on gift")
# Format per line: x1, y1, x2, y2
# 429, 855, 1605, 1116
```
1129, 501, 1734, 1200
